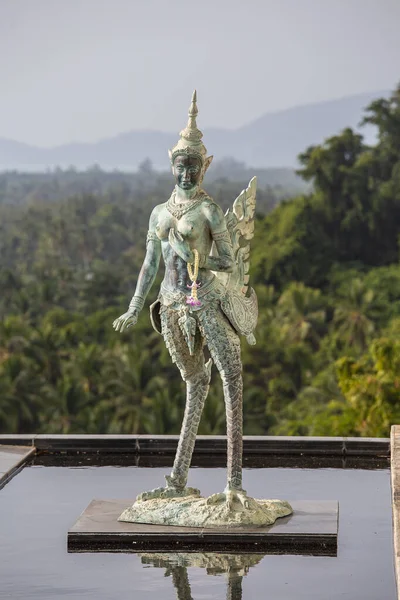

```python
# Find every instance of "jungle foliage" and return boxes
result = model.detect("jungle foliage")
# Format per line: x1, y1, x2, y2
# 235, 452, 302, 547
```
1, 86, 400, 437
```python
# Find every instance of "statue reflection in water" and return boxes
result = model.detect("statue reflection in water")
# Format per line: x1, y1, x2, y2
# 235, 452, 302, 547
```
139, 552, 264, 600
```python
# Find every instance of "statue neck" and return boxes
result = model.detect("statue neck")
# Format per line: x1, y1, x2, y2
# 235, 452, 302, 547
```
174, 184, 200, 203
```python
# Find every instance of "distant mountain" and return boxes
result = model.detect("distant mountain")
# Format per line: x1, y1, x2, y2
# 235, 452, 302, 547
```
0, 90, 387, 171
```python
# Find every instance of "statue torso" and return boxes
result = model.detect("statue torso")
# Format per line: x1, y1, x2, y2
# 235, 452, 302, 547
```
154, 191, 216, 294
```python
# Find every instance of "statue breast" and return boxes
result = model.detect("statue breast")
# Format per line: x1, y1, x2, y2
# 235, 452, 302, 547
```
176, 216, 198, 240
155, 211, 175, 241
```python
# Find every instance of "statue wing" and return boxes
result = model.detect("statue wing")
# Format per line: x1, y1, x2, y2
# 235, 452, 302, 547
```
212, 177, 258, 345
212, 176, 257, 295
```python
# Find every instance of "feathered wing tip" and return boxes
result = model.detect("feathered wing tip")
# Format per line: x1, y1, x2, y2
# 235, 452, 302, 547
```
213, 176, 258, 293
230, 176, 257, 294
232, 176, 257, 226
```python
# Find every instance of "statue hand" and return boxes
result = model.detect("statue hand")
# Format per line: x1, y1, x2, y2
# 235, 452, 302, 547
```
112, 308, 140, 332
168, 229, 194, 263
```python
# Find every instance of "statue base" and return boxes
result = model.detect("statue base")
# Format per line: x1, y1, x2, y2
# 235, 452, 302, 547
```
68, 498, 338, 555
118, 494, 293, 528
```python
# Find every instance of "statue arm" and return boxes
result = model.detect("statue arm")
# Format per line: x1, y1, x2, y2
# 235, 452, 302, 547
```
201, 203, 234, 273
128, 208, 162, 310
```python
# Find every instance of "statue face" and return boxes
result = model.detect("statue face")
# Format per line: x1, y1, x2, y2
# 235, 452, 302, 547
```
173, 155, 202, 191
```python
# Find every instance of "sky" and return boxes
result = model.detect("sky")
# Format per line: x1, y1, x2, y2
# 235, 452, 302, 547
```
0, 0, 399, 147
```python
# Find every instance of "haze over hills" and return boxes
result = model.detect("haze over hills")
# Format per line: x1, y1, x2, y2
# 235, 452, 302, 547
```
0, 90, 386, 172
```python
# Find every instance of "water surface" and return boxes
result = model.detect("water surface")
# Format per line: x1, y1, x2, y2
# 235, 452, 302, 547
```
0, 464, 395, 599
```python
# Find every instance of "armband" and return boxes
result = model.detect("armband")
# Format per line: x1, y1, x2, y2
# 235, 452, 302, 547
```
129, 296, 145, 311
146, 231, 159, 246
212, 229, 231, 244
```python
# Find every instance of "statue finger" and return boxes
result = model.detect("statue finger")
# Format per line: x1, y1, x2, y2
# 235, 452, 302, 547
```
115, 317, 125, 331
121, 317, 132, 332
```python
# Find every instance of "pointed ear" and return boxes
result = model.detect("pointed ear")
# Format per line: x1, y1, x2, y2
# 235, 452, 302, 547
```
168, 150, 174, 172
204, 155, 213, 173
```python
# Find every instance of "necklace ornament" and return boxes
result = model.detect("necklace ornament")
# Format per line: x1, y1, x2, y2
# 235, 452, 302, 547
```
187, 249, 201, 307
166, 191, 203, 219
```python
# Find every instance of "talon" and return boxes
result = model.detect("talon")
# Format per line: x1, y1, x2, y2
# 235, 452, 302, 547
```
205, 488, 252, 510
233, 490, 249, 508
239, 495, 250, 509
206, 493, 223, 506
137, 484, 200, 502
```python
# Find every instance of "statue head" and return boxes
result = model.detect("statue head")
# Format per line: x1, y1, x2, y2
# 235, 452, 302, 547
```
172, 154, 203, 191
169, 90, 213, 188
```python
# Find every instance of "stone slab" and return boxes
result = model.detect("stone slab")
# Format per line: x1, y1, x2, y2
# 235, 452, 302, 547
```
68, 499, 338, 555
0, 445, 36, 490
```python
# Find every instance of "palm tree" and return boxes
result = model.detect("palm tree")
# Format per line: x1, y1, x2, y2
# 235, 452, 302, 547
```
39, 375, 88, 434
277, 282, 327, 348
0, 354, 45, 432
333, 278, 378, 351
94, 344, 154, 433
141, 378, 183, 434
25, 323, 67, 385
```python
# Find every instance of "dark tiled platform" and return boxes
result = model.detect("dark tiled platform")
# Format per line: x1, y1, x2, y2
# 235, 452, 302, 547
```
0, 434, 389, 457
32, 451, 389, 470
0, 445, 36, 490
68, 499, 338, 555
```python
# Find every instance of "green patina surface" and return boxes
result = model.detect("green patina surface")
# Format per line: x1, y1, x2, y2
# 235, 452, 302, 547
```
118, 493, 292, 529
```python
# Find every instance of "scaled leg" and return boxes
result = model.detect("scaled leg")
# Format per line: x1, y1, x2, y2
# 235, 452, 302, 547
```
138, 306, 211, 501
197, 305, 244, 492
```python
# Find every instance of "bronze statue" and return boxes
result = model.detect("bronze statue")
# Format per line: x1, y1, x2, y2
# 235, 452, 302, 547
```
113, 91, 291, 526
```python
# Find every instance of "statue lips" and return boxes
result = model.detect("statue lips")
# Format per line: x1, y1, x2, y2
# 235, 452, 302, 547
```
180, 179, 195, 189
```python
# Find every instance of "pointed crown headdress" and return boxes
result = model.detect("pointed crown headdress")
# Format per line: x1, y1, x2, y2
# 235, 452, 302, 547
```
168, 90, 212, 170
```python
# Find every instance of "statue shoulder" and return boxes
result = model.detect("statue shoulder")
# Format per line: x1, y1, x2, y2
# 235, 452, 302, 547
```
149, 202, 166, 228
200, 189, 219, 210
152, 201, 167, 213
201, 195, 226, 229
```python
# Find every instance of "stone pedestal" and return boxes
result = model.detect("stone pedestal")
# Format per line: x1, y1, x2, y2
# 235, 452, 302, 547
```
119, 494, 292, 528
68, 498, 338, 555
